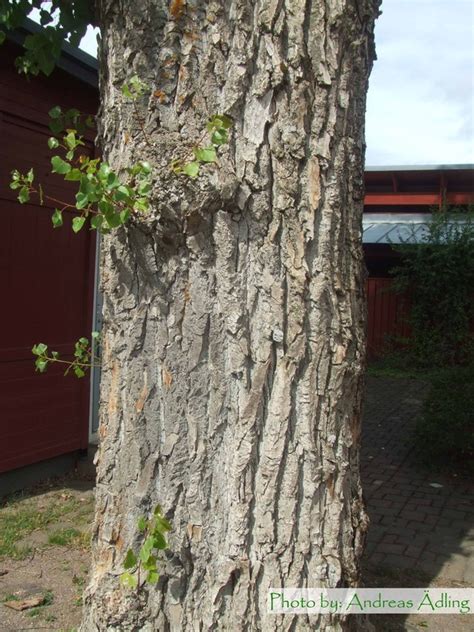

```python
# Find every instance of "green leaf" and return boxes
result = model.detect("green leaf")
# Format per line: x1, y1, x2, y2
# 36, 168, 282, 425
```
51, 156, 71, 175
139, 161, 152, 174
49, 119, 63, 136
146, 570, 159, 584
90, 215, 103, 230
134, 198, 149, 213
138, 181, 151, 195
123, 549, 137, 570
141, 554, 157, 571
64, 130, 78, 150
137, 516, 148, 532
139, 536, 155, 563
171, 160, 183, 174
121, 83, 132, 98
74, 365, 86, 378
120, 572, 138, 589
107, 172, 120, 189
72, 217, 86, 233
91, 331, 100, 340
155, 515, 172, 532
114, 185, 132, 202
65, 108, 81, 122
32, 343, 48, 356
208, 114, 233, 130
75, 191, 89, 210
18, 187, 29, 203
119, 209, 131, 224
183, 162, 200, 178
39, 8, 53, 26
48, 137, 59, 149
194, 146, 217, 163
51, 209, 63, 228
219, 114, 233, 129
49, 105, 62, 119
151, 531, 167, 550
105, 213, 122, 229
98, 163, 111, 179
98, 199, 114, 215
211, 130, 227, 145
65, 169, 82, 181
35, 358, 48, 373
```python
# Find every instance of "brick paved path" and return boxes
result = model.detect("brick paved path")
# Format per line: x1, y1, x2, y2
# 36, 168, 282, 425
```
361, 376, 474, 583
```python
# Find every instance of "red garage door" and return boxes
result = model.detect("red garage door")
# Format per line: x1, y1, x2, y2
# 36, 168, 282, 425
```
0, 41, 98, 474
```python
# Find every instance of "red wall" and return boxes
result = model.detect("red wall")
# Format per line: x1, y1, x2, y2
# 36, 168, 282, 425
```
366, 278, 411, 359
0, 41, 98, 473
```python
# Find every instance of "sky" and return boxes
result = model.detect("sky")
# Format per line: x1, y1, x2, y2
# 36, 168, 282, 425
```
33, 0, 474, 167
365, 0, 474, 166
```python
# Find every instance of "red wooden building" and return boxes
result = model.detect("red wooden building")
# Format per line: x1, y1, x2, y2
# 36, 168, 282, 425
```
0, 24, 98, 491
1, 21, 473, 490
364, 166, 474, 358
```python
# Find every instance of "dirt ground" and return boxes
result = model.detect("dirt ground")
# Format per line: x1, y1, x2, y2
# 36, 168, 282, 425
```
0, 475, 472, 631
0, 476, 94, 632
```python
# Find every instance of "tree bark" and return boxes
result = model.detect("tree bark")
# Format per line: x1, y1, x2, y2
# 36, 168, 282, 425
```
82, 1, 380, 630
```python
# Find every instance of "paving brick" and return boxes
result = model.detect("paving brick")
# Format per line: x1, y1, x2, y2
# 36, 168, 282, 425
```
383, 554, 415, 570
407, 521, 435, 533
369, 553, 387, 566
400, 510, 427, 522
382, 494, 408, 504
361, 376, 474, 585
405, 545, 423, 558
412, 497, 433, 506
395, 534, 426, 547
380, 534, 398, 544
377, 542, 407, 556
443, 509, 467, 521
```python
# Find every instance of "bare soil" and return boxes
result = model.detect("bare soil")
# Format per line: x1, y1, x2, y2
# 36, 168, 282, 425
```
0, 476, 94, 632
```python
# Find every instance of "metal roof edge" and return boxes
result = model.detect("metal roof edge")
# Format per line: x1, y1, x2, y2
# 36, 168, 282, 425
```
365, 164, 474, 172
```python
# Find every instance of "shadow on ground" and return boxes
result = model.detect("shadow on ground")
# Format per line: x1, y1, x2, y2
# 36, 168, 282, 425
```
360, 375, 474, 631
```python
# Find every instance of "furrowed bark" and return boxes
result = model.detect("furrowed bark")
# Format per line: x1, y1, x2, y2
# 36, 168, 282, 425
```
82, 1, 380, 630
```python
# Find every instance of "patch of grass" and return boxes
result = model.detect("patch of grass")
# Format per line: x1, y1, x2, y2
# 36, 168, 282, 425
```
0, 493, 81, 560
45, 613, 58, 623
1, 593, 20, 602
367, 356, 441, 380
72, 574, 86, 587
22, 591, 54, 619
48, 527, 81, 546
42, 589, 54, 605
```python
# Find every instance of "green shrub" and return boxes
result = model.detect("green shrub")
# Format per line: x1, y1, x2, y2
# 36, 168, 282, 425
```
415, 364, 474, 473
392, 209, 474, 368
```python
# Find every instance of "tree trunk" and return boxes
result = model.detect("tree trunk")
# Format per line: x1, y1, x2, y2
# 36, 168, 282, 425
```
82, 1, 380, 630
